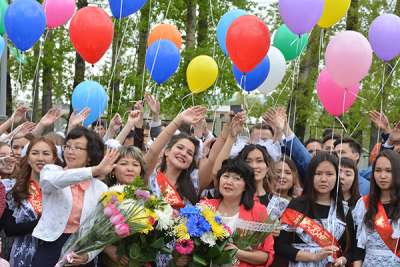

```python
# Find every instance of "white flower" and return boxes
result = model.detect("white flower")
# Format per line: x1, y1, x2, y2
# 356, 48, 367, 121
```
108, 184, 126, 193
155, 205, 174, 231
200, 232, 216, 247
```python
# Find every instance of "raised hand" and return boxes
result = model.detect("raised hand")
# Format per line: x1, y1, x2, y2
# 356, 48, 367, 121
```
39, 107, 63, 127
144, 93, 160, 116
91, 149, 120, 177
12, 121, 36, 139
0, 156, 17, 170
369, 110, 390, 133
229, 112, 246, 137
133, 101, 144, 128
109, 113, 122, 132
126, 110, 142, 127
11, 106, 28, 124
68, 108, 90, 131
178, 106, 208, 126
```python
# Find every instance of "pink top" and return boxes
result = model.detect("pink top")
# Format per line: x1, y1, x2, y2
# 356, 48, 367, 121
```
64, 180, 91, 234
202, 198, 275, 267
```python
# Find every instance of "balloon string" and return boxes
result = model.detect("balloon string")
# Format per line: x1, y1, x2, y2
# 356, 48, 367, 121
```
371, 58, 399, 102
376, 63, 386, 145
29, 30, 49, 121
210, 57, 226, 132
317, 29, 324, 72
140, 0, 153, 99
208, 0, 217, 59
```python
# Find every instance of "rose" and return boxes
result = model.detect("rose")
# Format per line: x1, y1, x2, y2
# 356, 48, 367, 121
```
110, 214, 125, 225
115, 223, 130, 238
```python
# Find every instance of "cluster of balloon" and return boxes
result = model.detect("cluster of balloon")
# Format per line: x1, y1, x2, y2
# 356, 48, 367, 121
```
108, 0, 148, 19
0, 0, 7, 35
273, 25, 308, 61
145, 24, 181, 84
368, 14, 400, 62
70, 7, 114, 65
187, 55, 219, 94
72, 81, 108, 127
5, 0, 46, 51
232, 57, 270, 92
44, 0, 76, 29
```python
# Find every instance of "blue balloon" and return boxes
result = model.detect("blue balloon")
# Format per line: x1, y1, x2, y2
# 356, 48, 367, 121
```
0, 36, 4, 57
108, 0, 148, 19
5, 0, 46, 51
145, 40, 180, 84
72, 81, 108, 127
217, 9, 247, 55
233, 57, 270, 92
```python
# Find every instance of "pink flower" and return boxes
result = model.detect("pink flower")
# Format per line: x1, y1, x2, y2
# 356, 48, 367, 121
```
175, 239, 194, 255
110, 214, 125, 225
135, 190, 151, 201
115, 223, 130, 238
223, 224, 232, 235
104, 206, 114, 218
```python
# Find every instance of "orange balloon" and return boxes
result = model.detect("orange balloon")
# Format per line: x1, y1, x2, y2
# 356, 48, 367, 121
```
147, 24, 182, 49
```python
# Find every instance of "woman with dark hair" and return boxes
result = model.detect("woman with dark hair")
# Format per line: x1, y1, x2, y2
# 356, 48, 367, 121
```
144, 106, 217, 210
352, 150, 400, 266
275, 152, 356, 267
339, 157, 360, 209
0, 137, 60, 267
0, 142, 16, 179
202, 158, 275, 267
31, 126, 119, 267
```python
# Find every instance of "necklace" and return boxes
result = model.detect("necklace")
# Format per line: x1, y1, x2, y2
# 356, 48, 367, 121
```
219, 202, 240, 217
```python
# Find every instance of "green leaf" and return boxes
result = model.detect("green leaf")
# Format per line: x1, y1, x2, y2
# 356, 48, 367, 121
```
192, 254, 208, 266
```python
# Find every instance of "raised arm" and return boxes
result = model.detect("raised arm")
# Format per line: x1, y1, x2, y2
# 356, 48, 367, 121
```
0, 106, 28, 134
116, 110, 141, 144
144, 106, 207, 182
32, 107, 62, 136
104, 113, 122, 141
211, 112, 246, 177
67, 107, 90, 134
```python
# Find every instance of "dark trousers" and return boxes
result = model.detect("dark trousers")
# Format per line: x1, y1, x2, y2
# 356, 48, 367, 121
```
31, 234, 96, 267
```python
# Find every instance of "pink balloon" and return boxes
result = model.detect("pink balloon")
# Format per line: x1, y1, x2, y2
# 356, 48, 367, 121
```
325, 31, 372, 88
317, 68, 360, 117
43, 0, 76, 29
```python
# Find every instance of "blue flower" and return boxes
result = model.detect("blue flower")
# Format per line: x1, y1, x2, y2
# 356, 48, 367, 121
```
186, 215, 211, 237
215, 216, 222, 224
180, 204, 200, 218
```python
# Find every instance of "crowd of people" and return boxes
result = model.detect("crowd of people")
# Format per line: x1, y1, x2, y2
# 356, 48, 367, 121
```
0, 93, 400, 267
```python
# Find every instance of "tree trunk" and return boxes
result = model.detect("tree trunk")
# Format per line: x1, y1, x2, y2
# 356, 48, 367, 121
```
185, 0, 197, 50
134, 2, 150, 101
197, 0, 209, 49
291, 29, 322, 141
346, 0, 359, 31
42, 30, 53, 117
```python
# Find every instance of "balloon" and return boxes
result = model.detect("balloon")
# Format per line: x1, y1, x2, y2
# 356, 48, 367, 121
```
226, 15, 270, 73
318, 0, 351, 28
72, 81, 108, 126
273, 25, 309, 61
325, 31, 372, 88
216, 9, 247, 55
316, 68, 360, 117
187, 55, 218, 94
5, 0, 46, 51
0, 0, 8, 35
108, 0, 147, 19
43, 0, 76, 29
257, 47, 287, 95
70, 7, 114, 64
145, 40, 180, 84
10, 46, 26, 64
233, 57, 270, 92
147, 24, 182, 49
279, 0, 324, 35
368, 14, 400, 62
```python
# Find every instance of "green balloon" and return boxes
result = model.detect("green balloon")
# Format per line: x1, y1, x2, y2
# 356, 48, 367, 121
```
273, 24, 309, 61
0, 0, 7, 35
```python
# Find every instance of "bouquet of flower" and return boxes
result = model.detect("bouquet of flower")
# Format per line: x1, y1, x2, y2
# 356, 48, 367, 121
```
56, 185, 150, 266
232, 216, 280, 250
172, 203, 235, 266
114, 177, 176, 266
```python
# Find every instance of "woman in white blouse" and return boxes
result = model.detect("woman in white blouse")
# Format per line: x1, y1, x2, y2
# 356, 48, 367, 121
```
31, 126, 119, 267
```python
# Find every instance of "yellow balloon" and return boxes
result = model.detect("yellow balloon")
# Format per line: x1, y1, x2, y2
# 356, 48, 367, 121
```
318, 0, 351, 28
187, 55, 218, 94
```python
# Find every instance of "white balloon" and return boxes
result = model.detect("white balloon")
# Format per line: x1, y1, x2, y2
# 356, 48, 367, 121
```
257, 46, 287, 95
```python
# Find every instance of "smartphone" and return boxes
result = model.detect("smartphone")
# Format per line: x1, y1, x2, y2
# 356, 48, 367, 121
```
230, 105, 243, 114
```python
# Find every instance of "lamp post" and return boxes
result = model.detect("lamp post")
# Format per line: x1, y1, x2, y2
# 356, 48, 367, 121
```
0, 36, 7, 121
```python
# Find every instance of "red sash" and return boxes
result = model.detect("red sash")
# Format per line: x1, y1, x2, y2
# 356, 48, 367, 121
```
281, 208, 341, 259
28, 179, 42, 216
363, 196, 400, 257
156, 171, 184, 210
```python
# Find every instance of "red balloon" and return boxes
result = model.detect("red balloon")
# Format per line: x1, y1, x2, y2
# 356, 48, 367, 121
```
70, 7, 114, 64
226, 15, 270, 73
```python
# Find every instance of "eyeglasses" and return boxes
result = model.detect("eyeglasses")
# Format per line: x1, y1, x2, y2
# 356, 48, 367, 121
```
62, 144, 87, 152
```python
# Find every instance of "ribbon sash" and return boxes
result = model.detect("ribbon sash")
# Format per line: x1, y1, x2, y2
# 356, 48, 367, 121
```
28, 179, 42, 216
363, 196, 400, 257
156, 171, 184, 209
281, 208, 341, 259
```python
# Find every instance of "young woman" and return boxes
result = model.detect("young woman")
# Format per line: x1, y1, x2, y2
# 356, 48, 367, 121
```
339, 157, 360, 209
144, 106, 222, 210
101, 146, 146, 267
275, 152, 356, 267
1, 137, 60, 267
0, 142, 16, 179
353, 150, 400, 266
31, 126, 119, 267
203, 158, 275, 267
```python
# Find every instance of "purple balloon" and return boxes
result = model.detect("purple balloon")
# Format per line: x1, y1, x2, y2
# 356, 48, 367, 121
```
368, 14, 400, 62
279, 0, 324, 35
